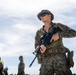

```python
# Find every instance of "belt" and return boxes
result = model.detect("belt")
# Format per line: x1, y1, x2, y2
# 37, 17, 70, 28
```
45, 47, 69, 54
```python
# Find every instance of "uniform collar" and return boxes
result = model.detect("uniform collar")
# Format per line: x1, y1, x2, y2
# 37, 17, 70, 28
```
41, 22, 57, 33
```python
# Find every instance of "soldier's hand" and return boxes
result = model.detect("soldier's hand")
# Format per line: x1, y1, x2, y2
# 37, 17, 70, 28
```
40, 45, 46, 53
50, 32, 59, 42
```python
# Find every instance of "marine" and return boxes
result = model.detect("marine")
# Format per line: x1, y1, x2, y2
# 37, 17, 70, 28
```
35, 10, 76, 75
17, 56, 25, 75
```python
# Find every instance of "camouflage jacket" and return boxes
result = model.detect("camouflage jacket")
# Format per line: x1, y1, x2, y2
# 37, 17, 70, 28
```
35, 23, 76, 64
35, 23, 76, 49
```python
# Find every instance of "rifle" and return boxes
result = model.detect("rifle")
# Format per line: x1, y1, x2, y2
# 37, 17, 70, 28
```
29, 27, 59, 67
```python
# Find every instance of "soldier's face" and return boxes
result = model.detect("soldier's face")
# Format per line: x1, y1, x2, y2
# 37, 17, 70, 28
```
40, 14, 51, 23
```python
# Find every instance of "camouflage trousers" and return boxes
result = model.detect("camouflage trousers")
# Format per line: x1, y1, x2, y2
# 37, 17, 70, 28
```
39, 53, 72, 75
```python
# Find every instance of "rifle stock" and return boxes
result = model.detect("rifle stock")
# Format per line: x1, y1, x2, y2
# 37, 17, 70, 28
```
29, 46, 40, 67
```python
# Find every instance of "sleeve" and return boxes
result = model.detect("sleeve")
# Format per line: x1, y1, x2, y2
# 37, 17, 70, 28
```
35, 30, 43, 64
58, 23, 76, 38
35, 30, 42, 49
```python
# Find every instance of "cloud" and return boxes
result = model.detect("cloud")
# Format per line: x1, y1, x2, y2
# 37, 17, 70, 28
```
0, 0, 76, 18
0, 23, 37, 57
63, 38, 76, 50
0, 43, 6, 51
13, 23, 37, 33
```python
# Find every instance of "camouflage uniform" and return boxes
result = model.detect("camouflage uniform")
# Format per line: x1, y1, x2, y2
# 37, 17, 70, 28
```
17, 60, 25, 75
35, 23, 76, 75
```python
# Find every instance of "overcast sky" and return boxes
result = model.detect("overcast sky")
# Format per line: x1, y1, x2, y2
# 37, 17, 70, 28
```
0, 0, 76, 74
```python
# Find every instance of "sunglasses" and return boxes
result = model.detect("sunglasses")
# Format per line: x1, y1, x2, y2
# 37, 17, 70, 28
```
40, 13, 47, 17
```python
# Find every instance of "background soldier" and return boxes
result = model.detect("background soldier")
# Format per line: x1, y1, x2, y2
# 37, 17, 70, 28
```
17, 56, 25, 75
0, 57, 5, 75
3, 67, 8, 75
35, 10, 76, 75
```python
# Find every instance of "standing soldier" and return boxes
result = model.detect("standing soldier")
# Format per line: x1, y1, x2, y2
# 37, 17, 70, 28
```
35, 10, 76, 75
17, 56, 25, 75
